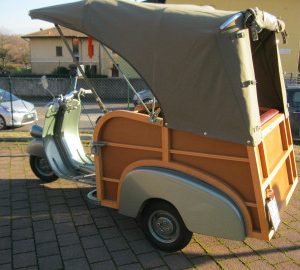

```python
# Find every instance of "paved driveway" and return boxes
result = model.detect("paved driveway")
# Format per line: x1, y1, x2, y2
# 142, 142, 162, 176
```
0, 142, 300, 269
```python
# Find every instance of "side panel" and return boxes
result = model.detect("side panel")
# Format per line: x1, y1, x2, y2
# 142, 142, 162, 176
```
119, 167, 246, 241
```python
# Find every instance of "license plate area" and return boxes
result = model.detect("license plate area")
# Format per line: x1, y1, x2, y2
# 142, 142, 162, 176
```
266, 196, 281, 231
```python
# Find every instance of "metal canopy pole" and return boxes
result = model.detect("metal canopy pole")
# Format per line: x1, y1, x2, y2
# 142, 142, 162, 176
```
55, 24, 108, 113
100, 45, 152, 116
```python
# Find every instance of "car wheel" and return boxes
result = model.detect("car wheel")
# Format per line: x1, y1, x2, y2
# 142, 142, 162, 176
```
29, 155, 58, 182
141, 201, 192, 252
0, 115, 6, 130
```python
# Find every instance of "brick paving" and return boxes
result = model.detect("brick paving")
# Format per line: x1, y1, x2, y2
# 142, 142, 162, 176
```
0, 142, 300, 269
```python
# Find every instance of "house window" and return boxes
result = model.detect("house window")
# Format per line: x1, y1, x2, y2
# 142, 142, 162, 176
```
56, 46, 63, 57
73, 38, 79, 56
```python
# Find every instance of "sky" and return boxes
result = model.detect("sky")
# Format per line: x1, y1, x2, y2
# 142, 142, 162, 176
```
0, 0, 77, 35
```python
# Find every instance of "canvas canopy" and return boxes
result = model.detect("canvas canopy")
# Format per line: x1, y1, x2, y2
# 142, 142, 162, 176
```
29, 0, 287, 146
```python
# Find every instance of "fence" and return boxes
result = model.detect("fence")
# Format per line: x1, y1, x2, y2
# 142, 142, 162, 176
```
285, 73, 300, 85
0, 74, 299, 136
0, 77, 148, 134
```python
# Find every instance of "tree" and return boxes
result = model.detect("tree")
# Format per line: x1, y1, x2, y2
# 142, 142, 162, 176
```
0, 47, 8, 68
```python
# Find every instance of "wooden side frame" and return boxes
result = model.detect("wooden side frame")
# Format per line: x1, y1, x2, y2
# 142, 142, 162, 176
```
93, 110, 298, 240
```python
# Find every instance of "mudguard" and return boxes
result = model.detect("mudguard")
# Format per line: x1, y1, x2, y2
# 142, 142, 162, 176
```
26, 138, 46, 158
119, 167, 246, 240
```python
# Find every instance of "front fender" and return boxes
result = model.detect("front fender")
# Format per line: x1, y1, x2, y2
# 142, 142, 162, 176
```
26, 138, 46, 158
119, 167, 246, 240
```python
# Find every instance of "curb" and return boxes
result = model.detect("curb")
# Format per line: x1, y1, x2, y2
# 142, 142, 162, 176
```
0, 135, 93, 143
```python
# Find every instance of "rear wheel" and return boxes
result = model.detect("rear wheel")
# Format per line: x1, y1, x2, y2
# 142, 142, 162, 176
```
29, 155, 58, 182
141, 201, 192, 252
0, 115, 6, 130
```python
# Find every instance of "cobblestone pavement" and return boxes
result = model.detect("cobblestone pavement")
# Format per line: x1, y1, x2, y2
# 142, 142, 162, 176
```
1, 142, 300, 270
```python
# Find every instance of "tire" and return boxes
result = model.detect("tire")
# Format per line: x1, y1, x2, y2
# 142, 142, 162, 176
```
0, 115, 6, 130
29, 155, 58, 182
141, 201, 192, 252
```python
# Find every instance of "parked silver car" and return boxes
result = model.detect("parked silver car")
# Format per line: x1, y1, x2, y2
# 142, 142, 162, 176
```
0, 89, 38, 130
132, 89, 154, 106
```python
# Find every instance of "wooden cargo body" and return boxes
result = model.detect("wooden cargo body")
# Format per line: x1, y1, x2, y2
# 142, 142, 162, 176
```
93, 109, 298, 240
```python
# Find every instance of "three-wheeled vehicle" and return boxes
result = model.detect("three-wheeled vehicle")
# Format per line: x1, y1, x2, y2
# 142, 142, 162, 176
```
28, 0, 298, 251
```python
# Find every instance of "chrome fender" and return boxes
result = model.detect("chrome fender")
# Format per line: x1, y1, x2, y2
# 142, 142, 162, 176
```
119, 167, 246, 240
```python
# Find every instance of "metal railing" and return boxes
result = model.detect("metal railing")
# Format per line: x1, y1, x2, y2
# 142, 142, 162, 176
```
0, 76, 149, 134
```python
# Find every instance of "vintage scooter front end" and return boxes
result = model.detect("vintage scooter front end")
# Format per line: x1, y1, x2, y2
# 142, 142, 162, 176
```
27, 89, 96, 184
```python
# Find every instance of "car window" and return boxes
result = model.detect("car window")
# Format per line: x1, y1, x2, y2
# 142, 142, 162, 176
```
0, 91, 19, 102
290, 92, 300, 107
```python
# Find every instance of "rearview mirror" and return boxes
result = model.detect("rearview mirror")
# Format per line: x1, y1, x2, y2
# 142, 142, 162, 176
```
41, 75, 49, 90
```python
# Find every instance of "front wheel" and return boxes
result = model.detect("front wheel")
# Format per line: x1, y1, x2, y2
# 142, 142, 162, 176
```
29, 155, 58, 182
0, 115, 6, 130
141, 201, 192, 252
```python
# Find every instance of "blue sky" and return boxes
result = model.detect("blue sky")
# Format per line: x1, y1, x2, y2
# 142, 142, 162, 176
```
0, 0, 77, 35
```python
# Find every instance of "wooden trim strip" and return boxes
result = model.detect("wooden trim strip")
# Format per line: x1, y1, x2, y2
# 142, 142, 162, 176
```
285, 118, 293, 146
93, 110, 163, 142
247, 146, 269, 238
286, 156, 294, 185
102, 177, 120, 183
248, 230, 264, 239
101, 200, 118, 209
262, 147, 293, 190
258, 143, 269, 178
290, 151, 297, 179
169, 149, 249, 163
279, 120, 289, 150
261, 114, 285, 138
284, 178, 299, 206
104, 142, 162, 153
162, 127, 170, 162
245, 202, 257, 208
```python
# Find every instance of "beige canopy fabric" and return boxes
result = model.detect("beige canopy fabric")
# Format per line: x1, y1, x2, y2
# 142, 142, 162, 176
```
29, 0, 287, 146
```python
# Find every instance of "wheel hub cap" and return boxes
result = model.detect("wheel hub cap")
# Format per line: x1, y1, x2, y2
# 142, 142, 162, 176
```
148, 210, 180, 243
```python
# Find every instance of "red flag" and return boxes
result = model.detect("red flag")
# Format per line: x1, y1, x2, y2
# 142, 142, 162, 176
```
88, 37, 93, 59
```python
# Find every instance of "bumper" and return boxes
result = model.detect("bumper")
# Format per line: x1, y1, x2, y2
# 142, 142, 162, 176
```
5, 110, 38, 127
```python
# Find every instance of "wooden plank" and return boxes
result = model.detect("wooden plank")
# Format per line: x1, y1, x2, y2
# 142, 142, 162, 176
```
245, 202, 257, 208
261, 114, 285, 138
248, 230, 267, 240
94, 148, 104, 202
258, 143, 269, 178
102, 177, 120, 183
247, 146, 269, 238
279, 121, 288, 150
104, 142, 162, 153
101, 200, 118, 209
285, 118, 293, 145
290, 151, 297, 179
169, 149, 249, 163
262, 147, 293, 190
162, 127, 170, 162
286, 156, 294, 185
285, 178, 299, 206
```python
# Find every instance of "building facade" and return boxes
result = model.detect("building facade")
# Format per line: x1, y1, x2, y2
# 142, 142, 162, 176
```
167, 0, 300, 75
23, 27, 140, 78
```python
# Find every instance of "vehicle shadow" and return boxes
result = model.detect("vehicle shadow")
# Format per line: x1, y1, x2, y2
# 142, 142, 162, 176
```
1, 178, 299, 266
